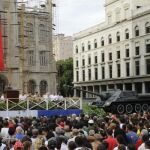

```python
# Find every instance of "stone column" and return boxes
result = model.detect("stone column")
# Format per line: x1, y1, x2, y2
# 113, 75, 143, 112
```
142, 82, 145, 94
132, 83, 135, 91
123, 84, 125, 91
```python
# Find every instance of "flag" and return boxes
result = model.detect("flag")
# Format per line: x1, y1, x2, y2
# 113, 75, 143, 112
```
0, 22, 4, 71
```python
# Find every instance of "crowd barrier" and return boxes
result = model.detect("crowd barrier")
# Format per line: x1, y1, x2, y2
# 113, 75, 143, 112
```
0, 97, 83, 117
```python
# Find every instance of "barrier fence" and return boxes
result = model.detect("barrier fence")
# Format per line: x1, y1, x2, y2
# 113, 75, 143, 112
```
0, 97, 82, 111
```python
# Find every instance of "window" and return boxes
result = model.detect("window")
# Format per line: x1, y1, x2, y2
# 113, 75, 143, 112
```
101, 37, 104, 46
39, 24, 46, 41
135, 26, 139, 36
145, 22, 150, 34
88, 41, 91, 50
125, 29, 129, 39
88, 56, 91, 65
126, 62, 130, 76
109, 65, 112, 78
82, 59, 85, 66
116, 8, 121, 22
102, 66, 105, 79
27, 50, 35, 66
125, 45, 130, 57
76, 60, 78, 67
75, 46, 78, 53
82, 70, 85, 81
135, 61, 140, 75
146, 40, 150, 53
95, 56, 98, 64
108, 35, 112, 44
88, 69, 91, 80
109, 52, 112, 61
117, 64, 121, 77
76, 71, 79, 82
94, 39, 97, 48
101, 53, 105, 62
28, 80, 36, 94
135, 42, 140, 55
26, 23, 34, 39
39, 51, 48, 66
40, 80, 48, 95
117, 51, 120, 59
146, 59, 150, 74
82, 43, 85, 52
126, 49, 129, 57
95, 68, 98, 80
116, 32, 120, 42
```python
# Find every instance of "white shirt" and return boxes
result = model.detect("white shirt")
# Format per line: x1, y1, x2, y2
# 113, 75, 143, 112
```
1, 128, 9, 138
138, 143, 145, 150
0, 143, 6, 150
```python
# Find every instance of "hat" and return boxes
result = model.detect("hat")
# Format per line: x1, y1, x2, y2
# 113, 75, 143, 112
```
88, 119, 94, 124
14, 141, 24, 150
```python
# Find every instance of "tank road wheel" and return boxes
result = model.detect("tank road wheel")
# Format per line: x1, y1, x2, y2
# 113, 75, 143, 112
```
126, 104, 133, 114
117, 104, 124, 114
142, 104, 149, 112
135, 104, 141, 113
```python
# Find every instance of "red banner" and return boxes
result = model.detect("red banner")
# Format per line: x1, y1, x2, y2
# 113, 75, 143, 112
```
0, 22, 4, 71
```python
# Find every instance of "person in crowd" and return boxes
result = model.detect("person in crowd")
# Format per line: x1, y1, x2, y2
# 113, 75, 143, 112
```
126, 124, 138, 144
104, 128, 117, 150
15, 126, 25, 140
1, 120, 9, 138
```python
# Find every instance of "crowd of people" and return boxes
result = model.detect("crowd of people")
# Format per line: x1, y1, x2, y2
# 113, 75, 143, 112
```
0, 92, 64, 103
0, 112, 149, 150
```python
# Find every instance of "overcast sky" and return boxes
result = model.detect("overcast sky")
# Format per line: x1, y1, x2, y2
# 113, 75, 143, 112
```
55, 0, 105, 36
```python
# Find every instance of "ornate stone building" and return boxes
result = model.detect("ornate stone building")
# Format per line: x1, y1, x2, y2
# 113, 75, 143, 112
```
53, 34, 73, 61
73, 0, 150, 97
0, 0, 57, 95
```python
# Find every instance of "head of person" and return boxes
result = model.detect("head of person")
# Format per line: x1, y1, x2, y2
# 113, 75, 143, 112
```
68, 141, 77, 150
106, 128, 113, 136
116, 135, 126, 145
14, 141, 24, 150
23, 141, 32, 150
145, 141, 150, 149
75, 136, 84, 147
39, 146, 48, 150
118, 144, 126, 150
8, 127, 16, 136
127, 144, 136, 150
16, 126, 23, 134
97, 142, 107, 150
47, 138, 57, 150
126, 124, 133, 132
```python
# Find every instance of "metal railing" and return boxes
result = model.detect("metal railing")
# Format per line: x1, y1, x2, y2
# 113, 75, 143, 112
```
0, 97, 82, 111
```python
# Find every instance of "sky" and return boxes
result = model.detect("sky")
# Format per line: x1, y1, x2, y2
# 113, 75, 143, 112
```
24, 0, 105, 36
56, 0, 105, 36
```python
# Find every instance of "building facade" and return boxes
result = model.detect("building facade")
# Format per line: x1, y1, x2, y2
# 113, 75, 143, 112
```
73, 0, 150, 97
0, 0, 57, 95
53, 34, 73, 61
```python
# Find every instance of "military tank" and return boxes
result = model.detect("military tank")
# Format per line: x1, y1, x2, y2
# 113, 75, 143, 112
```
65, 85, 150, 114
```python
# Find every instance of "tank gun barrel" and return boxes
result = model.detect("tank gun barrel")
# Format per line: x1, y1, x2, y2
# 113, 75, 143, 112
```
63, 85, 105, 100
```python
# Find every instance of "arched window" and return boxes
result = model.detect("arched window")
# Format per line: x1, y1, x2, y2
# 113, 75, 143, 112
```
40, 80, 48, 95
125, 29, 129, 39
82, 43, 85, 52
39, 24, 46, 41
75, 45, 78, 53
101, 37, 104, 46
135, 26, 139, 36
26, 23, 34, 39
88, 41, 91, 50
94, 39, 97, 48
108, 35, 112, 44
145, 22, 150, 34
116, 32, 120, 42
28, 80, 36, 94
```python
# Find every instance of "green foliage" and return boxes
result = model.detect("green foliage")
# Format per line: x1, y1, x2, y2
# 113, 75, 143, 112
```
57, 58, 73, 97
83, 103, 106, 117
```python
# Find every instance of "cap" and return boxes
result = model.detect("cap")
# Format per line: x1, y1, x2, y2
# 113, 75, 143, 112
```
88, 119, 94, 124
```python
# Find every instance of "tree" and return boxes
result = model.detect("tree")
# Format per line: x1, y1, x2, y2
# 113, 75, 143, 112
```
57, 58, 73, 97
